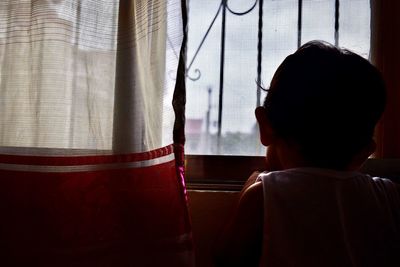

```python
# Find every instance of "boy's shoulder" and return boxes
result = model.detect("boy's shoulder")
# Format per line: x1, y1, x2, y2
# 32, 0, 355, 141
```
237, 181, 264, 218
257, 167, 372, 181
257, 168, 400, 199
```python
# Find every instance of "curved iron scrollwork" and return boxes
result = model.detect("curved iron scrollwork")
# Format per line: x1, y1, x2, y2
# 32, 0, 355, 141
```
186, 68, 201, 81
187, 0, 258, 81
185, 1, 223, 81
168, 0, 259, 82
226, 0, 258, 16
168, 68, 201, 81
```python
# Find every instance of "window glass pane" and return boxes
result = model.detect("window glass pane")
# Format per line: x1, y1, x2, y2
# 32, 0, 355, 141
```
339, 0, 370, 58
262, 0, 298, 97
186, 0, 222, 154
221, 1, 259, 155
302, 0, 335, 45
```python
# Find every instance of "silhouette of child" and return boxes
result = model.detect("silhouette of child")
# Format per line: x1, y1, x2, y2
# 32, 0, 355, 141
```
214, 41, 400, 267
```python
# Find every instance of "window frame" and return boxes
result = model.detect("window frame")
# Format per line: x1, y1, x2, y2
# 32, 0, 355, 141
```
185, 0, 384, 191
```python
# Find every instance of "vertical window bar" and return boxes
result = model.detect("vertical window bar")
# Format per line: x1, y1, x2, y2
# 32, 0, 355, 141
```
334, 0, 340, 46
297, 0, 303, 48
217, 0, 227, 151
256, 0, 264, 108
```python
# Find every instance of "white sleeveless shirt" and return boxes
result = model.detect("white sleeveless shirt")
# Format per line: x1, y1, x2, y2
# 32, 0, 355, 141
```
257, 168, 400, 267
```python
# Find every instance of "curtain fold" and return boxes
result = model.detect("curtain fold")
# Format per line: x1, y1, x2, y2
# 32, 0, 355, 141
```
370, 0, 400, 158
0, 0, 193, 266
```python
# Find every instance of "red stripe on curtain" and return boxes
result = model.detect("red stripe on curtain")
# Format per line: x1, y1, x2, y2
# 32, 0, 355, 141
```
0, 145, 174, 166
0, 145, 193, 266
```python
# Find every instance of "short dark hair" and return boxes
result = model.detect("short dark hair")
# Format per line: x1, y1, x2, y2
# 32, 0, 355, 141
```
263, 41, 386, 169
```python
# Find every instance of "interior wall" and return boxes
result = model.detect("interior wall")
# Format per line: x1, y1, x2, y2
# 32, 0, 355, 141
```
188, 190, 239, 267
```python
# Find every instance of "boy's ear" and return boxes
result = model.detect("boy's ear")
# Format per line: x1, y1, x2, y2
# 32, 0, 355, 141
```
255, 106, 275, 146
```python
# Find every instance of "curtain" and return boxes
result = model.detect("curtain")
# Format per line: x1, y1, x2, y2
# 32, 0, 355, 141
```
370, 0, 400, 158
0, 0, 193, 266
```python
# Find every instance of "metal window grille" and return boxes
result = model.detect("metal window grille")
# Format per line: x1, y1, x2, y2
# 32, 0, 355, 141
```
186, 0, 342, 153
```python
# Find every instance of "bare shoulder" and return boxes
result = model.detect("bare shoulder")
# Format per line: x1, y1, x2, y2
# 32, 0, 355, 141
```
235, 181, 264, 230
239, 181, 264, 208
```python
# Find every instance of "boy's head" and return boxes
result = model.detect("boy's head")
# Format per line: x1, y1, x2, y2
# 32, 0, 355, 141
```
257, 40, 386, 170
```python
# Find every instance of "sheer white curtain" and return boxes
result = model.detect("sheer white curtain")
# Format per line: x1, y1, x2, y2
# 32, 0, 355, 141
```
0, 1, 193, 266
0, 0, 182, 153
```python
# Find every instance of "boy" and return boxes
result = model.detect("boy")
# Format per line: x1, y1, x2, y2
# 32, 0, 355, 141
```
214, 41, 400, 266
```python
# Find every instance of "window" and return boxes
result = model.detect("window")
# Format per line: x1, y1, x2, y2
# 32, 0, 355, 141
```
185, 0, 370, 157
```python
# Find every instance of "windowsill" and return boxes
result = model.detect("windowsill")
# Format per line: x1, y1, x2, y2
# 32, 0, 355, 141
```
185, 154, 265, 191
185, 156, 400, 191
